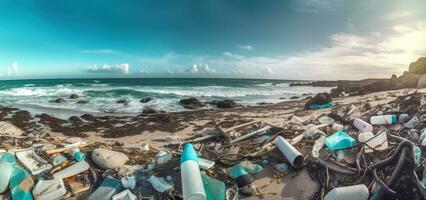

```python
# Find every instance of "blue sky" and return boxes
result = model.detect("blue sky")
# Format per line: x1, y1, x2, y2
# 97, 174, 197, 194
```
0, 0, 425, 80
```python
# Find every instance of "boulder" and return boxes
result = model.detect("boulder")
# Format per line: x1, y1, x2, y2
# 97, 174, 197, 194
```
417, 75, 426, 88
179, 97, 205, 109
116, 99, 129, 104
69, 94, 80, 99
397, 73, 420, 88
212, 99, 237, 108
409, 57, 426, 74
304, 93, 332, 110
54, 98, 65, 103
140, 98, 153, 103
91, 148, 129, 169
0, 122, 23, 136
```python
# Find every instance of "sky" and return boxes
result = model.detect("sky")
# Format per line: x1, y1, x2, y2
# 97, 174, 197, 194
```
0, 0, 425, 80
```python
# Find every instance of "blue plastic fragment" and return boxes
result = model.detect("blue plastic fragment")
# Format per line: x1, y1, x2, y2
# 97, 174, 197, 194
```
325, 131, 356, 151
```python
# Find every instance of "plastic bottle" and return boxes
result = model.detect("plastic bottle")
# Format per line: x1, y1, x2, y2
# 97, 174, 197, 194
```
324, 184, 369, 200
353, 118, 373, 133
312, 136, 325, 158
370, 115, 397, 125
181, 143, 206, 200
71, 148, 86, 162
0, 152, 16, 193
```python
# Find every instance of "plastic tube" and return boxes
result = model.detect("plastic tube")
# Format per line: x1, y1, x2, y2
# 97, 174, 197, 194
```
180, 143, 206, 200
274, 136, 304, 169
353, 118, 373, 133
0, 152, 16, 193
370, 115, 397, 125
324, 184, 369, 200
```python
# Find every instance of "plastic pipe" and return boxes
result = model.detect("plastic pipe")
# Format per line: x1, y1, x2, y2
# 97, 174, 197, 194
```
274, 136, 304, 169
180, 143, 206, 200
53, 161, 90, 179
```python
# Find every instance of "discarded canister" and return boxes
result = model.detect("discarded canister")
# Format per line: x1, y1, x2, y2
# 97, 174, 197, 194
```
370, 115, 397, 125
353, 118, 373, 133
0, 152, 16, 193
274, 136, 304, 168
180, 143, 206, 200
324, 184, 369, 200
71, 148, 86, 162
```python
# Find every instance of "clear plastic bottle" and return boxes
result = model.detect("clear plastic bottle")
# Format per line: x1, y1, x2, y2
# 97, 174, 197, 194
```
180, 143, 206, 200
312, 136, 325, 158
370, 115, 397, 125
353, 118, 373, 133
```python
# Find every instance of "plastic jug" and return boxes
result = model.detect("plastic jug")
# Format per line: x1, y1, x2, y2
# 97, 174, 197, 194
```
353, 118, 373, 133
324, 184, 369, 200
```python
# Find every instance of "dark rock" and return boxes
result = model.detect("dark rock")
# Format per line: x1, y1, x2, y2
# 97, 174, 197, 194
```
81, 114, 97, 121
69, 94, 80, 99
69, 116, 82, 123
257, 102, 272, 105
408, 57, 426, 74
142, 108, 160, 114
140, 98, 153, 103
179, 97, 205, 109
397, 73, 420, 88
212, 99, 237, 109
290, 96, 299, 100
77, 100, 89, 104
54, 98, 65, 103
304, 93, 332, 110
117, 99, 129, 104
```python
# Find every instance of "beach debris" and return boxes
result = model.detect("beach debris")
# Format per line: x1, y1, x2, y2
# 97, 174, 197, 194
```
112, 189, 137, 200
16, 150, 52, 175
155, 151, 173, 165
324, 184, 369, 200
53, 160, 90, 179
201, 173, 226, 200
70, 148, 86, 161
87, 176, 123, 200
147, 175, 174, 193
358, 131, 388, 153
199, 158, 215, 170
121, 176, 136, 190
181, 143, 206, 200
325, 131, 356, 151
353, 118, 373, 133
9, 165, 34, 200
32, 179, 67, 200
91, 148, 129, 169
370, 114, 397, 125
274, 136, 304, 168
0, 152, 15, 193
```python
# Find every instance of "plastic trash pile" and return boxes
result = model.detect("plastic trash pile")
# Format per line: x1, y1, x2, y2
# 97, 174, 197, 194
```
0, 91, 426, 200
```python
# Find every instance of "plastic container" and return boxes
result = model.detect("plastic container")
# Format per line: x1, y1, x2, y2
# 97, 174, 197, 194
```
33, 179, 67, 200
112, 189, 137, 200
312, 136, 326, 158
9, 165, 34, 200
353, 118, 373, 133
370, 115, 397, 125
53, 161, 90, 179
87, 176, 123, 200
404, 116, 419, 128
325, 131, 356, 151
148, 175, 174, 193
201, 173, 225, 200
16, 150, 52, 175
0, 152, 16, 193
324, 184, 369, 200
71, 148, 86, 162
181, 143, 206, 200
274, 136, 304, 168
358, 131, 388, 153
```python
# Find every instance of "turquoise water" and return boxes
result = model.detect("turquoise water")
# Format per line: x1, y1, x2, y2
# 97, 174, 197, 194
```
0, 78, 332, 116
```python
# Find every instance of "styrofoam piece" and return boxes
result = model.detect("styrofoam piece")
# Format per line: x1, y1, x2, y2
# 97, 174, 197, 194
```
33, 179, 67, 200
53, 161, 90, 179
16, 150, 52, 175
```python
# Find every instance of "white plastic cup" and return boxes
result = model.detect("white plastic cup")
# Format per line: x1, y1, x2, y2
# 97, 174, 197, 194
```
370, 115, 397, 125
353, 118, 373, 133
324, 184, 369, 200
181, 144, 206, 200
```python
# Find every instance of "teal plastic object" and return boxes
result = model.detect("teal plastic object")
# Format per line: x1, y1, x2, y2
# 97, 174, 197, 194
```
325, 131, 356, 151
201, 174, 225, 200
180, 143, 198, 165
414, 145, 421, 167
72, 151, 86, 162
9, 166, 34, 200
228, 161, 263, 179
87, 176, 123, 200
0, 152, 16, 193
309, 102, 333, 110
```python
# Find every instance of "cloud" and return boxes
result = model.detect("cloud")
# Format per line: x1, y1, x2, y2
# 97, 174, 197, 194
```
87, 63, 130, 74
7, 62, 20, 76
292, 0, 343, 13
238, 45, 254, 50
80, 49, 119, 54
223, 51, 244, 59
385, 10, 413, 20
189, 64, 216, 74
189, 64, 199, 74
261, 67, 273, 75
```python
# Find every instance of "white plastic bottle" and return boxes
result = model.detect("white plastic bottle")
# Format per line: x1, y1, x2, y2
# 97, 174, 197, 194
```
370, 115, 397, 125
324, 184, 369, 200
353, 118, 373, 133
181, 143, 206, 200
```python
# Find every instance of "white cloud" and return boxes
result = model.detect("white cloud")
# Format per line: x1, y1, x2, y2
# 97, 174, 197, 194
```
189, 64, 216, 74
292, 0, 343, 13
261, 67, 273, 75
223, 51, 244, 59
7, 62, 20, 76
190, 64, 199, 74
238, 45, 254, 50
385, 10, 413, 20
87, 63, 130, 74
81, 49, 119, 54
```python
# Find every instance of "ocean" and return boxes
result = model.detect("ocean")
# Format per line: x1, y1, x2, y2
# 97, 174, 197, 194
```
0, 78, 333, 117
